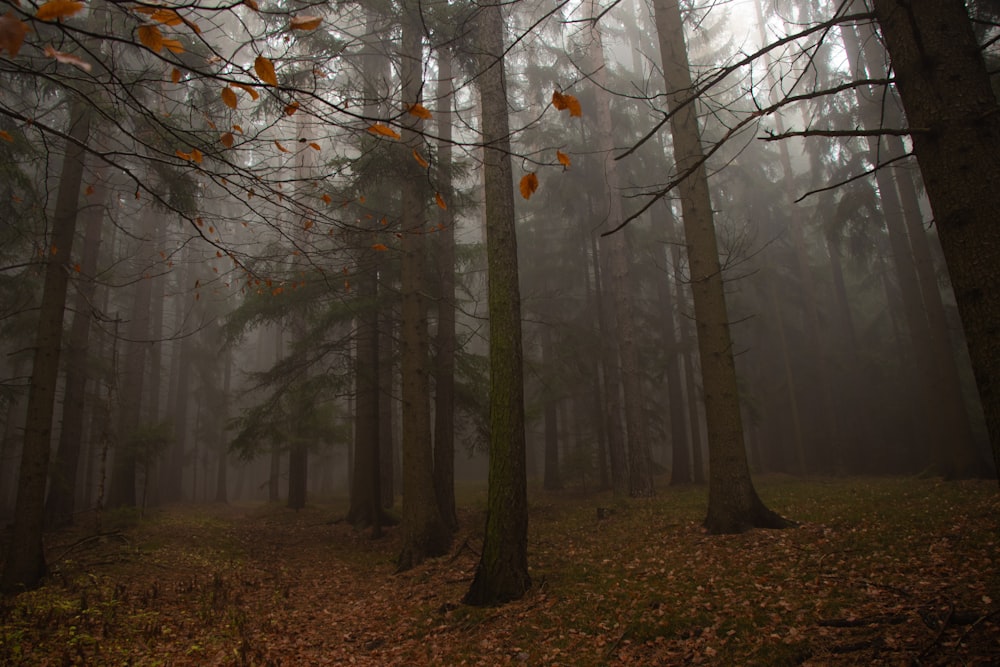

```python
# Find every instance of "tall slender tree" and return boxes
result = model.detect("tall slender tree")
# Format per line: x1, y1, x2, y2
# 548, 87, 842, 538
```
649, 0, 790, 531
463, 0, 531, 605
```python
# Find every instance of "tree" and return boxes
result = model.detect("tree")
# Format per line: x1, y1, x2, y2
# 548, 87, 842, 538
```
463, 0, 531, 606
649, 0, 790, 532
870, 0, 1000, 481
2, 101, 91, 592
397, 4, 451, 570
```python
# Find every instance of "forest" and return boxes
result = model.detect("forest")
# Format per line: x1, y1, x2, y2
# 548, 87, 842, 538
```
1, 0, 999, 663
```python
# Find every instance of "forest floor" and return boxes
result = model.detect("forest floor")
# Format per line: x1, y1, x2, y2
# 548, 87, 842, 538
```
0, 476, 998, 666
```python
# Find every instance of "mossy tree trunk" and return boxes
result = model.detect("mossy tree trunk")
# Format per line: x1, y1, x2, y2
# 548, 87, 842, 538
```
463, 0, 531, 606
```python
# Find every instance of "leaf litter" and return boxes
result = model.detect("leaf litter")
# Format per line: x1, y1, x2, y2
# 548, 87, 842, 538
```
0, 477, 997, 665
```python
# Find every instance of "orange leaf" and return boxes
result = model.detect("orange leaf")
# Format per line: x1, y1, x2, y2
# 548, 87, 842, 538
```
407, 103, 432, 120
556, 150, 571, 168
254, 55, 278, 86
552, 90, 582, 117
138, 25, 164, 53
191, 148, 203, 163
0, 130, 12, 142
176, 149, 192, 161
519, 172, 539, 200
196, 217, 204, 227
435, 192, 447, 210
85, 185, 94, 196
232, 82, 259, 100
171, 67, 182, 83
289, 14, 321, 30
372, 243, 388, 251
367, 123, 400, 139
0, 13, 30, 57
35, 0, 84, 21
43, 45, 91, 71
284, 101, 299, 116
221, 87, 238, 109
243, 0, 259, 10
308, 142, 321, 151
321, 193, 332, 203
233, 124, 243, 133
221, 132, 234, 147
412, 149, 429, 168
161, 38, 184, 54
73, 263, 81, 272
274, 140, 289, 153
148, 8, 183, 26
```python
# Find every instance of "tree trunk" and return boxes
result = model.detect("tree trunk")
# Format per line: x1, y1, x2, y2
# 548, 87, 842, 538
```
651, 0, 789, 531
45, 163, 106, 527
463, 0, 531, 605
433, 50, 459, 530
2, 102, 91, 593
397, 7, 450, 570
871, 0, 1000, 482
107, 221, 154, 509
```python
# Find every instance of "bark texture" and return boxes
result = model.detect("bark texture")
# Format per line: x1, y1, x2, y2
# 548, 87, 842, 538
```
651, 0, 790, 531
871, 0, 1000, 482
464, 0, 531, 605
2, 104, 91, 592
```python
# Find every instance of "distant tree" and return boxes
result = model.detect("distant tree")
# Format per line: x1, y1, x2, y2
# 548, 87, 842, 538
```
649, 0, 791, 532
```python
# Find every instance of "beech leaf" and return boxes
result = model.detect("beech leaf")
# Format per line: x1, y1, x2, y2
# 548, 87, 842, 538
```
284, 101, 300, 116
171, 67, 182, 83
0, 13, 30, 57
221, 87, 238, 109
519, 172, 539, 200
221, 132, 234, 148
254, 55, 278, 86
556, 150, 571, 168
289, 14, 321, 30
367, 123, 400, 139
435, 192, 447, 210
412, 149, 429, 168
407, 103, 432, 120
138, 24, 164, 53
43, 45, 91, 71
552, 90, 582, 117
35, 0, 84, 21
232, 82, 259, 100
275, 140, 289, 153
372, 243, 388, 251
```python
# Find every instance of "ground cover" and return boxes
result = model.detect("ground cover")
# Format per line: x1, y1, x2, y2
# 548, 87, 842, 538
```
1, 476, 997, 665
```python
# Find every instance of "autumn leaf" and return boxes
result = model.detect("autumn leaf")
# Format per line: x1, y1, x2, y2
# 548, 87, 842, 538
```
519, 172, 539, 200
171, 67, 182, 83
221, 87, 238, 109
321, 194, 331, 204
308, 142, 321, 151
367, 123, 400, 139
289, 14, 321, 30
274, 140, 289, 153
435, 192, 447, 210
254, 55, 278, 86
35, 0, 84, 21
407, 103, 432, 120
220, 132, 234, 148
0, 130, 12, 142
556, 150, 571, 168
232, 82, 259, 100
161, 38, 184, 54
233, 124, 243, 134
191, 148, 202, 163
84, 185, 94, 196
372, 243, 388, 251
0, 13, 30, 57
243, 0, 259, 10
552, 90, 582, 117
43, 45, 91, 72
284, 101, 299, 116
138, 25, 164, 53
413, 149, 429, 168
303, 219, 314, 230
